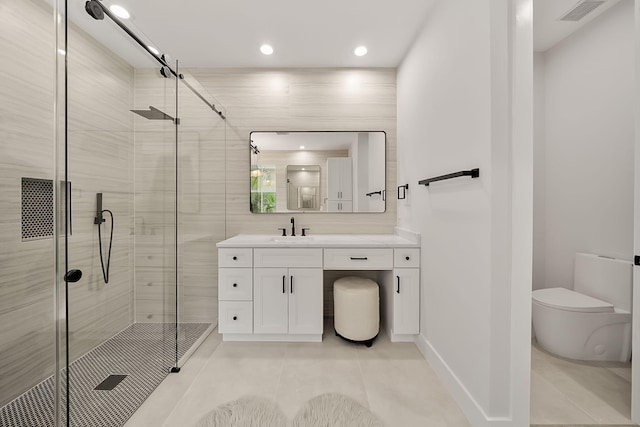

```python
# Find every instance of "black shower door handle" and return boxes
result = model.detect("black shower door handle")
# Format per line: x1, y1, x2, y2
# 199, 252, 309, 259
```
64, 269, 83, 283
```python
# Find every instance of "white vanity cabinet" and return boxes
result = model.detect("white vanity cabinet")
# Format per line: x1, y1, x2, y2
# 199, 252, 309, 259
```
390, 268, 420, 335
380, 248, 420, 341
218, 247, 324, 342
218, 248, 253, 334
253, 267, 323, 335
216, 235, 420, 343
327, 157, 353, 212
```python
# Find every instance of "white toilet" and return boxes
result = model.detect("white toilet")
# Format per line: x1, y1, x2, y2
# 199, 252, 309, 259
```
532, 252, 632, 362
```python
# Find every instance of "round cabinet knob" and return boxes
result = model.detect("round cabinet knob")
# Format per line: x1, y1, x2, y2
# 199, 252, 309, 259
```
233, 316, 238, 321
405, 256, 410, 261
232, 283, 238, 287
232, 256, 237, 261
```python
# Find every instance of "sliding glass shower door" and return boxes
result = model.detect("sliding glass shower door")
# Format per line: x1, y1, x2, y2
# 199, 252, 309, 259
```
61, 4, 178, 425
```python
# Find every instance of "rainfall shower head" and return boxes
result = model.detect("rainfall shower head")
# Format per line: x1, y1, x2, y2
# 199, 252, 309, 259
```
130, 106, 176, 122
85, 0, 105, 20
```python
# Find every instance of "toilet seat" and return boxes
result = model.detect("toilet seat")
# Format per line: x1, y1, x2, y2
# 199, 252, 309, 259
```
532, 288, 614, 313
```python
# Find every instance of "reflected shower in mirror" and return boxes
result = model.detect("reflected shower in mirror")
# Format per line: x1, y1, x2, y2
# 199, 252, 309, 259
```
287, 165, 320, 210
250, 131, 386, 213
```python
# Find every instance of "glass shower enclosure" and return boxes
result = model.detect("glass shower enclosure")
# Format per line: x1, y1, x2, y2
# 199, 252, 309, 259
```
0, 0, 225, 425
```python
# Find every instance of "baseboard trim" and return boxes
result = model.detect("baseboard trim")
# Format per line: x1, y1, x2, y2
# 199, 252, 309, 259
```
414, 334, 514, 427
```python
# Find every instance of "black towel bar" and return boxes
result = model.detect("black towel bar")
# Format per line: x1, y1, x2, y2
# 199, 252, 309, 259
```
419, 168, 480, 186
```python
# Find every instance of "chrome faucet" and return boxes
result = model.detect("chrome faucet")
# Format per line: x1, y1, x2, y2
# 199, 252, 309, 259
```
290, 217, 296, 236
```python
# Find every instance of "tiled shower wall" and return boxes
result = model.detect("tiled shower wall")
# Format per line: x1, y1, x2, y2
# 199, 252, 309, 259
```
0, 0, 135, 407
0, 0, 57, 408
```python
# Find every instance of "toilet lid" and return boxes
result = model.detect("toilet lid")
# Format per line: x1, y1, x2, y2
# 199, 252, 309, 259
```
532, 288, 614, 313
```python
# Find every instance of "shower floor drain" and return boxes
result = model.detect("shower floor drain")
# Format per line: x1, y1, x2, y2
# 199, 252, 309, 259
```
94, 374, 127, 391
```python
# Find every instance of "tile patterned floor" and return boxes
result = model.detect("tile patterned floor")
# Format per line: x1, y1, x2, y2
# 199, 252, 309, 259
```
0, 323, 210, 427
530, 341, 634, 425
127, 319, 471, 427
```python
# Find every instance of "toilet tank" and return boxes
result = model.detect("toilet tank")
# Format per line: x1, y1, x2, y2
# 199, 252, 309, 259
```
574, 253, 633, 312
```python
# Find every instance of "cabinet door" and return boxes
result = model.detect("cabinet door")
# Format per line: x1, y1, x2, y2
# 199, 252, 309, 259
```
393, 269, 420, 334
327, 157, 353, 200
254, 268, 288, 334
327, 200, 353, 212
327, 158, 342, 200
327, 200, 340, 212
338, 158, 352, 200
288, 268, 324, 334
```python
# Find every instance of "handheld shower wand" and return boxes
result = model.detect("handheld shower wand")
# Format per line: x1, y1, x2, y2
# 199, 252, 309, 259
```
94, 193, 105, 224
95, 193, 114, 284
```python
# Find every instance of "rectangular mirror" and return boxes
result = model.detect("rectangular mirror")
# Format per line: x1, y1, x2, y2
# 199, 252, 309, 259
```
250, 131, 386, 213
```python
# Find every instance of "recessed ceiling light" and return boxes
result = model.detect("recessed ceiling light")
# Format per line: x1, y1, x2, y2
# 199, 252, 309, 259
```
301, 168, 305, 171
260, 44, 274, 55
299, 145, 305, 150
148, 46, 159, 55
109, 4, 130, 19
354, 46, 368, 57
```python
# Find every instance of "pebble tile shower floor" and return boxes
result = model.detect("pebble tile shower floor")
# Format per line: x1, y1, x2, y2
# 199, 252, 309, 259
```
0, 323, 210, 427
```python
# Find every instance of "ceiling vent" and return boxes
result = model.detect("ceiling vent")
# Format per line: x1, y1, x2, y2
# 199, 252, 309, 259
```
559, 0, 606, 21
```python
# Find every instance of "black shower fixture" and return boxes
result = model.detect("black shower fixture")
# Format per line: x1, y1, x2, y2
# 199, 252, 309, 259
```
95, 193, 113, 284
130, 106, 176, 122
160, 66, 172, 78
85, 0, 105, 20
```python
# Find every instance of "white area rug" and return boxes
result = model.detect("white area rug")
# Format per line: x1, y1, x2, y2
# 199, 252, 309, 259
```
196, 393, 383, 427
196, 396, 288, 427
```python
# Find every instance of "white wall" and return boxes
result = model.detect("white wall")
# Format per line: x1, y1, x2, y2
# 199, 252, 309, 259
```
397, 0, 532, 424
536, 0, 635, 291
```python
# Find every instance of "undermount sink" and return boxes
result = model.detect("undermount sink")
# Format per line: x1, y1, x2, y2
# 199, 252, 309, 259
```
270, 236, 315, 243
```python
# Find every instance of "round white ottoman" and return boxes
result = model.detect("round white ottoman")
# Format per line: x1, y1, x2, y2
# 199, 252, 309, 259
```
333, 276, 379, 347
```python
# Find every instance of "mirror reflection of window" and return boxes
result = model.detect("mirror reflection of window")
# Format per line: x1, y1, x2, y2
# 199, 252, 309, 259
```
250, 165, 276, 213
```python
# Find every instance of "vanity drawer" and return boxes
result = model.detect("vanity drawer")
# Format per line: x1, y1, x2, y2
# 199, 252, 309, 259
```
324, 248, 393, 270
394, 248, 420, 268
219, 301, 253, 334
219, 268, 253, 301
219, 248, 253, 268
254, 248, 323, 268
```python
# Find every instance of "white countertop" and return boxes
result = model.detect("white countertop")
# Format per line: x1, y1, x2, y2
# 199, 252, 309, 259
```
216, 233, 420, 248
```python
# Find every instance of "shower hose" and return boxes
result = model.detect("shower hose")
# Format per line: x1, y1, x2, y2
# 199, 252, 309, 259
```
98, 209, 114, 284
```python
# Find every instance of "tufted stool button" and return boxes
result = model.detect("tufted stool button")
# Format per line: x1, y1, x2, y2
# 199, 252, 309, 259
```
233, 283, 238, 287
233, 316, 238, 321
405, 256, 410, 261
232, 256, 237, 261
